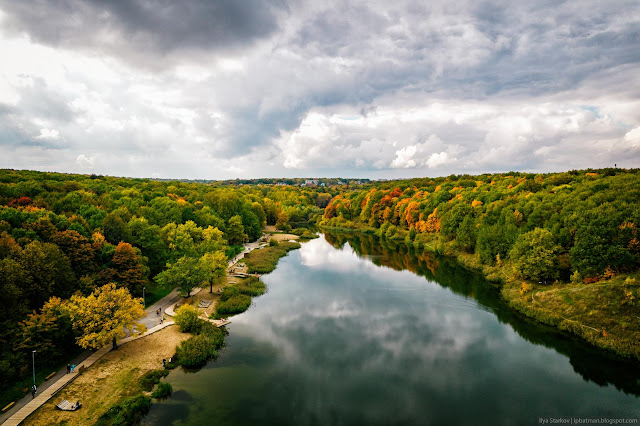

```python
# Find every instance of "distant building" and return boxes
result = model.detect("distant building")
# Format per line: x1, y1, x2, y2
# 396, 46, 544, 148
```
303, 179, 319, 187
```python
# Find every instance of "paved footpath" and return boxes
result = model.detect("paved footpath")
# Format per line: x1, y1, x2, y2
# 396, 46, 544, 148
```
2, 237, 262, 425
2, 320, 174, 426
1, 286, 183, 426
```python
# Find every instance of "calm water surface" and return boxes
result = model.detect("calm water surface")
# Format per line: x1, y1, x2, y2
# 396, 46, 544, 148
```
145, 233, 640, 425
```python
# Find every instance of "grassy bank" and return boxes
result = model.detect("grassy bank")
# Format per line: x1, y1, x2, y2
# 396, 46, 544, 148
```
244, 241, 301, 274
321, 225, 640, 360
211, 277, 267, 319
443, 244, 640, 360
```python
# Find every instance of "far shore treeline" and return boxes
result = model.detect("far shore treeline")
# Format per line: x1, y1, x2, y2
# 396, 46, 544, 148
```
1, 167, 639, 406
0, 169, 327, 406
321, 168, 640, 281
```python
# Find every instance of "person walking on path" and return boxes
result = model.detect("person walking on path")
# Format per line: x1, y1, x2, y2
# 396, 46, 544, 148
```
67, 363, 71, 374
31, 385, 36, 399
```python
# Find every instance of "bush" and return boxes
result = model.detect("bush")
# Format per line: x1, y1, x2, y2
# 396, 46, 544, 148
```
216, 294, 251, 316
172, 321, 225, 368
151, 382, 172, 399
175, 334, 219, 368
245, 242, 301, 274
139, 369, 169, 391
174, 304, 200, 333
100, 395, 151, 426
510, 228, 561, 282
269, 238, 279, 246
236, 276, 266, 297
199, 321, 225, 346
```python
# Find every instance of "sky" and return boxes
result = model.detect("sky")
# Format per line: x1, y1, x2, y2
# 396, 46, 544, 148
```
0, 0, 639, 180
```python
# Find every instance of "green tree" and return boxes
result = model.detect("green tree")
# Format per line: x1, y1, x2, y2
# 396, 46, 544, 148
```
509, 228, 561, 282
128, 216, 168, 277
19, 241, 75, 309
102, 212, 130, 244
456, 215, 477, 252
19, 296, 75, 364
202, 250, 228, 293
154, 255, 214, 298
226, 215, 247, 245
250, 202, 266, 228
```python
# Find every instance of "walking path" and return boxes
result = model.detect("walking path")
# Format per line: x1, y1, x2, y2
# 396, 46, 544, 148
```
2, 320, 174, 426
2, 236, 264, 425
1, 283, 186, 426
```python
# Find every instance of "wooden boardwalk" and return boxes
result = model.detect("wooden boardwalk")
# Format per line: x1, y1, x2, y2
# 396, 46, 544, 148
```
2, 321, 174, 426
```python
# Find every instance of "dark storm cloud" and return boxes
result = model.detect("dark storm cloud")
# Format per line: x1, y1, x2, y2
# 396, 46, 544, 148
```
0, 0, 639, 178
1, 0, 286, 62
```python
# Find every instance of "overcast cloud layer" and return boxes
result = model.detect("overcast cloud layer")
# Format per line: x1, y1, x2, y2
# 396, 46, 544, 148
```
0, 0, 639, 179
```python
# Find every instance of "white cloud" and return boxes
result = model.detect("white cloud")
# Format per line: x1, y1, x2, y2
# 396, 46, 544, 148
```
390, 145, 418, 168
426, 152, 450, 168
35, 128, 59, 140
76, 154, 94, 169
624, 126, 640, 148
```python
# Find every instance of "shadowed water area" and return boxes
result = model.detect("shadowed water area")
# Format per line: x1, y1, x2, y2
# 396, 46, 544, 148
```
145, 232, 640, 425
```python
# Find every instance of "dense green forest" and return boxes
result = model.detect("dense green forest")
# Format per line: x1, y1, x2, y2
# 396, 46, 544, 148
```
0, 169, 329, 401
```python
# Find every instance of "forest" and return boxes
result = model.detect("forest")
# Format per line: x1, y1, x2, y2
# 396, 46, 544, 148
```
2, 167, 640, 404
322, 168, 640, 282
0, 169, 329, 404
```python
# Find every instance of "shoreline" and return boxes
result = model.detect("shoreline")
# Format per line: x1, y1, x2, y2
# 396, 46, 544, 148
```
320, 225, 640, 361
16, 232, 283, 425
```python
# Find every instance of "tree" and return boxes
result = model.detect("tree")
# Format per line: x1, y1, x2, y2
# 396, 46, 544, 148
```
276, 211, 290, 231
19, 297, 75, 364
50, 229, 96, 276
154, 255, 212, 298
174, 304, 200, 333
509, 228, 561, 282
241, 210, 262, 241
128, 217, 168, 276
263, 198, 278, 225
315, 193, 333, 209
66, 283, 146, 350
226, 215, 246, 245
197, 226, 226, 256
455, 215, 477, 252
250, 202, 266, 228
102, 212, 130, 244
201, 251, 228, 293
19, 241, 76, 309
0, 258, 27, 324
110, 242, 148, 296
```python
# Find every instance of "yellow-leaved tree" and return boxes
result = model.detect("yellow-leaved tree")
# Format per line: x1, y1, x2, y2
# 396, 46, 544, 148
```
66, 283, 146, 350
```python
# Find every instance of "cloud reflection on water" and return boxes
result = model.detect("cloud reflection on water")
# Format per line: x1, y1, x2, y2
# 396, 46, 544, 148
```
149, 236, 640, 425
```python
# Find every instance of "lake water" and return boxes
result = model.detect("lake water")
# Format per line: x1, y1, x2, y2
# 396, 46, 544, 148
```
145, 233, 640, 425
